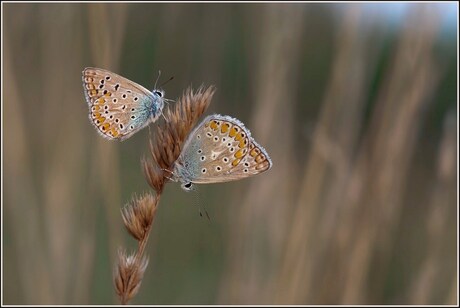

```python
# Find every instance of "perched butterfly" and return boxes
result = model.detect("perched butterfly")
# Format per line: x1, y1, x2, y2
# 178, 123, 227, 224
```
170, 114, 272, 191
82, 67, 165, 140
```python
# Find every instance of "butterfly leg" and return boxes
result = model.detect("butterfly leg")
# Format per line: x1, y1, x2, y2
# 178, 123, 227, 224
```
160, 110, 170, 123
162, 168, 176, 181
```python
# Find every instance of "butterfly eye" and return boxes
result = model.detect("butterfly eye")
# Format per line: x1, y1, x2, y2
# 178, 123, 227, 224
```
183, 182, 193, 191
154, 91, 163, 97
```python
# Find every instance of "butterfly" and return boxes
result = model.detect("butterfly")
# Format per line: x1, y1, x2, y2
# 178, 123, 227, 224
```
170, 114, 272, 191
82, 67, 165, 141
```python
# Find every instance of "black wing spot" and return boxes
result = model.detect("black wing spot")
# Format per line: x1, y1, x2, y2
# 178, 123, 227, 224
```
115, 84, 120, 91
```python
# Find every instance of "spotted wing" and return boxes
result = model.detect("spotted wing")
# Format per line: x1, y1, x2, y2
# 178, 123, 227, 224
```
82, 67, 164, 140
177, 114, 272, 184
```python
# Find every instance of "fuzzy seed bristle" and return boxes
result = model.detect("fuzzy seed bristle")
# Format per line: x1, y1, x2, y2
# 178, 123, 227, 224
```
114, 249, 149, 305
121, 193, 159, 241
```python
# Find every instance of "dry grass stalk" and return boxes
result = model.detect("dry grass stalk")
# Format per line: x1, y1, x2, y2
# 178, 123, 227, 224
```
114, 193, 158, 304
114, 86, 215, 304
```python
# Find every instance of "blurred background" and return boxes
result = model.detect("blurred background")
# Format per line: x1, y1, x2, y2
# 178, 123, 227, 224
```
3, 2, 458, 305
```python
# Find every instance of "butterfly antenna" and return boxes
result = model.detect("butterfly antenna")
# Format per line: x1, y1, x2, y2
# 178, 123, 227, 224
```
154, 70, 161, 90
160, 76, 174, 88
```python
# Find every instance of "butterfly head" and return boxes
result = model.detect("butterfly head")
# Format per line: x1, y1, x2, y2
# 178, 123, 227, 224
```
153, 89, 164, 98
149, 89, 165, 120
172, 159, 198, 191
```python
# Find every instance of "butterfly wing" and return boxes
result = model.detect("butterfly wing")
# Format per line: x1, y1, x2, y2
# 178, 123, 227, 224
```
82, 67, 164, 140
175, 114, 272, 184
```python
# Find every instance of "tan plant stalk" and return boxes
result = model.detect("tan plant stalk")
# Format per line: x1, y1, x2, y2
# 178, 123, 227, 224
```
113, 86, 215, 304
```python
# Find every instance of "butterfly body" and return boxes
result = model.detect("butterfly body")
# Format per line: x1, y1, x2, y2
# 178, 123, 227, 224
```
82, 67, 165, 140
172, 114, 272, 191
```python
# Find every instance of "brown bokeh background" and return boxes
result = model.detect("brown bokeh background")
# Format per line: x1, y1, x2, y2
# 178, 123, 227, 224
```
3, 2, 458, 305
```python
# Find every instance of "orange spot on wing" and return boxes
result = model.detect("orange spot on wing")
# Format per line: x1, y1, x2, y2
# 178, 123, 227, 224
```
250, 148, 260, 157
210, 121, 219, 130
234, 149, 245, 159
229, 127, 238, 137
97, 116, 106, 124
232, 158, 241, 167
111, 127, 119, 137
221, 123, 230, 133
101, 123, 110, 131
